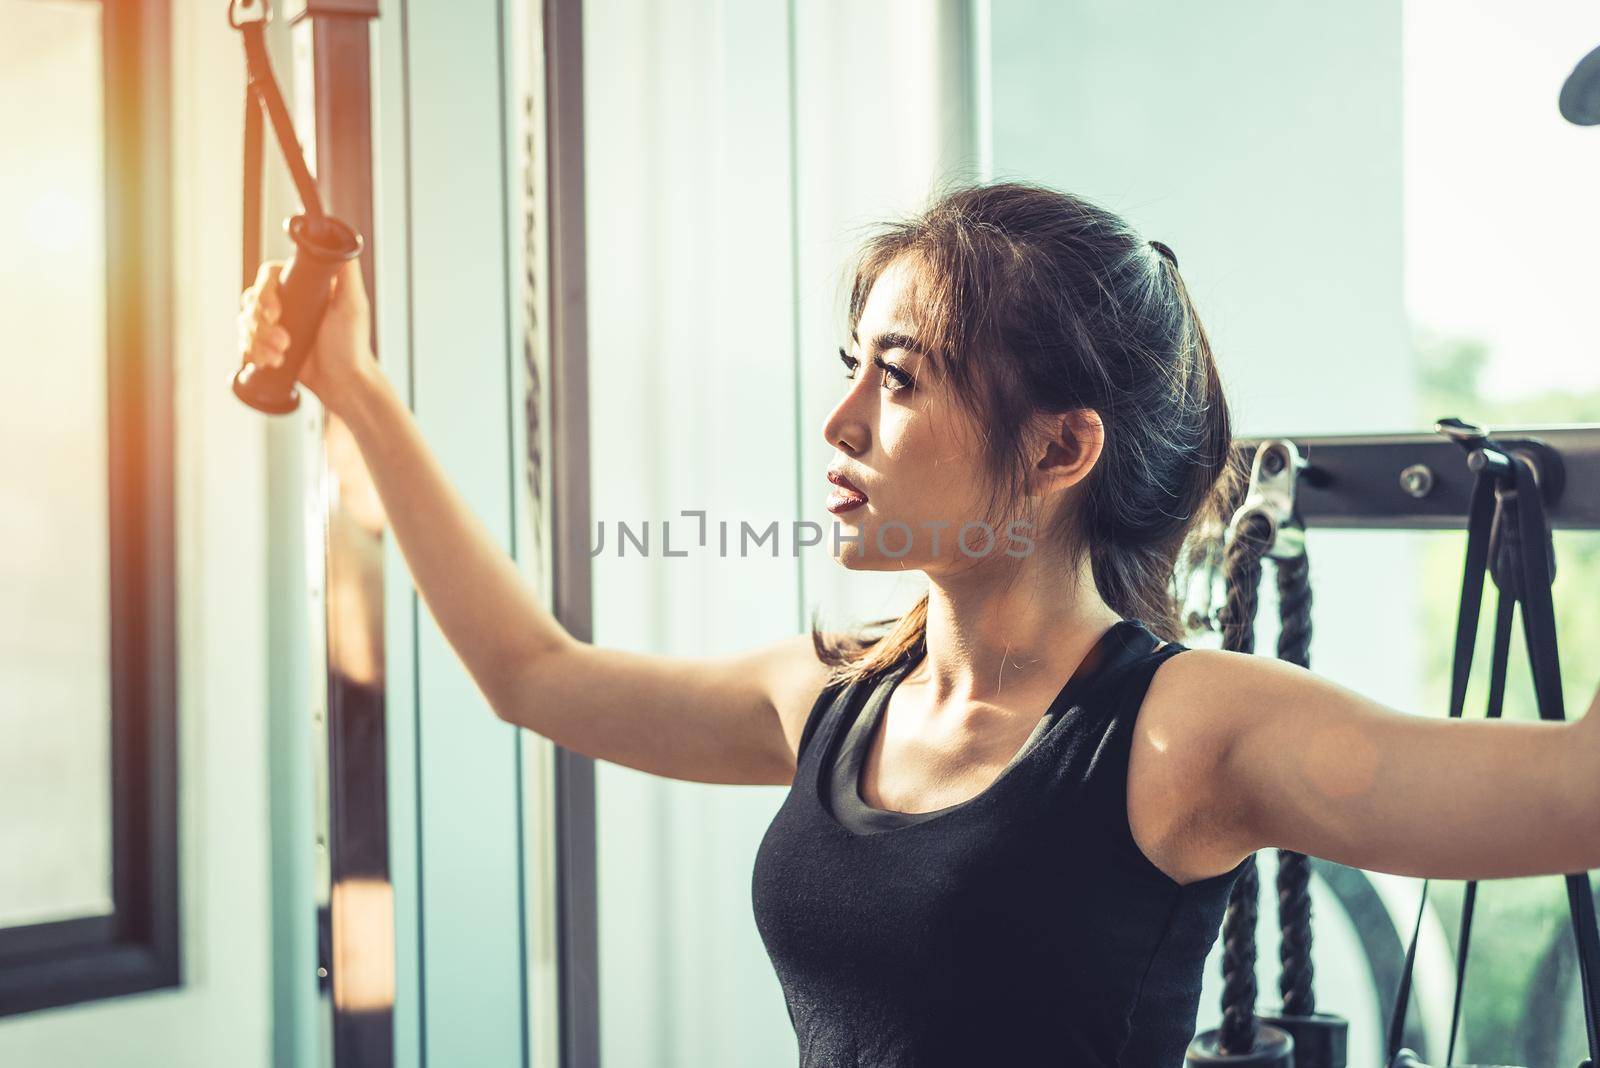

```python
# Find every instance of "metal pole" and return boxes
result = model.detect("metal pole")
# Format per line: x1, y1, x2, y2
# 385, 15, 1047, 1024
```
284, 2, 392, 1064
542, 0, 601, 1064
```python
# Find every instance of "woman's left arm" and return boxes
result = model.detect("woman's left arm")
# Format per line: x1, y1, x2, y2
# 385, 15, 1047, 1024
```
1177, 650, 1600, 881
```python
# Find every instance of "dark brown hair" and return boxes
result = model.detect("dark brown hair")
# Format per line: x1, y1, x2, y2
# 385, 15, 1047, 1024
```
810, 179, 1244, 691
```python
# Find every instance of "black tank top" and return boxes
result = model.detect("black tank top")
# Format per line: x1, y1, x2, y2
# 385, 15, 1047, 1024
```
751, 618, 1250, 1067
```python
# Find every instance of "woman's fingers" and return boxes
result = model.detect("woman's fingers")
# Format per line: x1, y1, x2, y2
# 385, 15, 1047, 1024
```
259, 284, 280, 322
249, 260, 284, 321
250, 338, 286, 368
238, 312, 291, 367
236, 299, 281, 341
236, 283, 279, 348
237, 261, 291, 368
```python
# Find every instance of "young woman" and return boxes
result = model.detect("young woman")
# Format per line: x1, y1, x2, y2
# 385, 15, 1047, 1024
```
240, 180, 1600, 1066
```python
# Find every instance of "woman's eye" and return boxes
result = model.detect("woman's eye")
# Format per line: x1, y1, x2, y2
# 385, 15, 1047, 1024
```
878, 360, 914, 391
838, 347, 913, 392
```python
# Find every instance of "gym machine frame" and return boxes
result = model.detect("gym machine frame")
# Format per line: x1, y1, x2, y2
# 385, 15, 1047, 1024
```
253, 0, 600, 1064
249, 1, 392, 1063
1204, 419, 1600, 1067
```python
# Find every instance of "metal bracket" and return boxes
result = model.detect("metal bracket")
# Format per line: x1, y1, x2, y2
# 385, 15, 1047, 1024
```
1226, 438, 1307, 560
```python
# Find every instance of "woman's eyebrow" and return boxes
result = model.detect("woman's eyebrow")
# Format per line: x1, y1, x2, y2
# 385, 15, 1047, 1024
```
849, 329, 930, 356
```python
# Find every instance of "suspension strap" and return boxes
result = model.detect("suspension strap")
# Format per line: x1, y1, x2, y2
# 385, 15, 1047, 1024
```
1386, 420, 1600, 1065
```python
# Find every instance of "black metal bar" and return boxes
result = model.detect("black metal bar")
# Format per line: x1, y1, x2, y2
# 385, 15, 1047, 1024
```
544, 0, 600, 1064
1236, 424, 1600, 530
285, 3, 393, 1065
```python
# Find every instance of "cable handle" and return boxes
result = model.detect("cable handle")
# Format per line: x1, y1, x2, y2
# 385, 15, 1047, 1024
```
228, 0, 365, 414
232, 215, 362, 414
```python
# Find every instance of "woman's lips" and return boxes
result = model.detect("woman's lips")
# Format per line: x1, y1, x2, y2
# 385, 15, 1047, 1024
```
826, 470, 868, 514
826, 488, 867, 514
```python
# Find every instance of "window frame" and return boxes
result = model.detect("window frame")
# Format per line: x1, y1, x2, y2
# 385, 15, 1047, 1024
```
0, 0, 178, 1018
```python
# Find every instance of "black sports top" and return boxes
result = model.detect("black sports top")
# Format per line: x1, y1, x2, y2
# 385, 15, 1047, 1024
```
751, 619, 1251, 1067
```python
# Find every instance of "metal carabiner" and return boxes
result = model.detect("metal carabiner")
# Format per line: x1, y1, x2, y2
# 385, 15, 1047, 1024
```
1436, 415, 1514, 482
228, 0, 270, 28
1226, 439, 1307, 561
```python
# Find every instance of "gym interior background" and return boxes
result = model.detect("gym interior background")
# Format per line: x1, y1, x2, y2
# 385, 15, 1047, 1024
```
2, 0, 1599, 1065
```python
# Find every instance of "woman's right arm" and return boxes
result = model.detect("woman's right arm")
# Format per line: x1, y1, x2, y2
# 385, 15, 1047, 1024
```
242, 259, 829, 787
343, 367, 830, 785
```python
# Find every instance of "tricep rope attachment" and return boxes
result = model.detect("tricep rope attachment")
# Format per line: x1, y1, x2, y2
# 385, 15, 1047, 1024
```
1186, 439, 1351, 1068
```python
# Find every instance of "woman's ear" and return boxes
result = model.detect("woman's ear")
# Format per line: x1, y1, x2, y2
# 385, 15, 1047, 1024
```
1029, 408, 1104, 497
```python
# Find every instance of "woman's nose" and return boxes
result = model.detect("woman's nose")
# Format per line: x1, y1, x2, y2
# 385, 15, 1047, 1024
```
822, 373, 877, 454
822, 404, 865, 455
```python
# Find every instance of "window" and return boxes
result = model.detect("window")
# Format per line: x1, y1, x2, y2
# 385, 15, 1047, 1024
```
0, 0, 177, 1016
1401, 2, 1600, 1059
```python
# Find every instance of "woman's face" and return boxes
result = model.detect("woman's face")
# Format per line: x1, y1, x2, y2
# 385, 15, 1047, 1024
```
821, 257, 1030, 575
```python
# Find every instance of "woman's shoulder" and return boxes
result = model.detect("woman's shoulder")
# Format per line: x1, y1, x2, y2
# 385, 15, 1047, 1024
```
1138, 643, 1244, 743
1125, 645, 1291, 883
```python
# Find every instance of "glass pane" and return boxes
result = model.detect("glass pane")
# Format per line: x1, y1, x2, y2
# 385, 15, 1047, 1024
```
0, 0, 114, 927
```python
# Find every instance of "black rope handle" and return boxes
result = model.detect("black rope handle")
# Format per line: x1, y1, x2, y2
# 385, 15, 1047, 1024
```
1215, 511, 1274, 1054
1274, 549, 1317, 1019
1195, 439, 1346, 1065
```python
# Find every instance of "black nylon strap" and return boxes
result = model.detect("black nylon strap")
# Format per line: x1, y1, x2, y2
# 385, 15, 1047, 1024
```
1444, 589, 1514, 1063
239, 21, 322, 217
1386, 466, 1494, 1060
243, 81, 262, 290
1512, 454, 1600, 1061
237, 12, 325, 294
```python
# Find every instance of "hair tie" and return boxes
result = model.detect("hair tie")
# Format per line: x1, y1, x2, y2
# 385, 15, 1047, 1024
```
1148, 239, 1179, 269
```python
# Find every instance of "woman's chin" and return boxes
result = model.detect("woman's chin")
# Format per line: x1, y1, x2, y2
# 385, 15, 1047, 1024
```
830, 544, 925, 573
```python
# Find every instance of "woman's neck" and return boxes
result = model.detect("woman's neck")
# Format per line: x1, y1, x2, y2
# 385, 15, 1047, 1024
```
916, 553, 1122, 707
